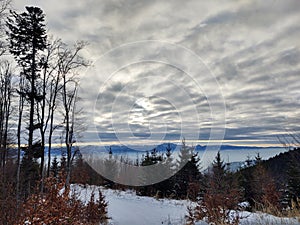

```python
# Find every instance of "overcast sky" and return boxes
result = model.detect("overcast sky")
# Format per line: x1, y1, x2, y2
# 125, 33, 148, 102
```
14, 0, 300, 146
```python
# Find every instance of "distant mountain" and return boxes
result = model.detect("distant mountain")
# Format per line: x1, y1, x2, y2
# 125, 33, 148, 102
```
100, 143, 263, 154
79, 143, 179, 154
106, 143, 281, 153
41, 143, 283, 157
194, 144, 282, 151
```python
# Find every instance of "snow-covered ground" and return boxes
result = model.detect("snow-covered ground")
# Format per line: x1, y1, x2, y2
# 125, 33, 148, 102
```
72, 184, 189, 225
72, 184, 300, 225
238, 211, 300, 225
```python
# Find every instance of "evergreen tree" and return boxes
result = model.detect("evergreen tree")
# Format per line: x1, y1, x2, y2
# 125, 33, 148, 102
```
176, 139, 193, 170
250, 161, 281, 211
211, 151, 227, 190
161, 144, 176, 178
71, 152, 89, 185
60, 154, 67, 175
20, 154, 40, 198
245, 155, 252, 167
255, 152, 262, 163
139, 149, 163, 196
166, 143, 172, 158
6, 7, 47, 195
103, 147, 117, 188
173, 140, 201, 199
50, 156, 59, 178
141, 148, 162, 166
141, 151, 153, 166
190, 151, 241, 224
286, 156, 300, 207
6, 6, 47, 162
152, 145, 176, 198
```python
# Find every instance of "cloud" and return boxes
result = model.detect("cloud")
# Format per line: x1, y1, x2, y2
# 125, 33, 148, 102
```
13, 0, 300, 145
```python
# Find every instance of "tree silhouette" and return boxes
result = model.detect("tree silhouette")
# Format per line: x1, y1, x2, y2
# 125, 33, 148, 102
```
7, 7, 47, 191
286, 154, 300, 208
189, 151, 241, 224
7, 6, 47, 158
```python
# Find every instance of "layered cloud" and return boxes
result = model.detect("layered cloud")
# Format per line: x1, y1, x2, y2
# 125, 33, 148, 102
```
14, 0, 300, 145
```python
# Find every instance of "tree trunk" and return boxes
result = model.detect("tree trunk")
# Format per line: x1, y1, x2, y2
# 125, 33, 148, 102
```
16, 77, 24, 203
47, 72, 60, 177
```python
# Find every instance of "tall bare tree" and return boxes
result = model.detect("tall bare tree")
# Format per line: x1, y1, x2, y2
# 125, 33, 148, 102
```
0, 61, 12, 170
45, 39, 63, 177
57, 41, 89, 186
36, 38, 63, 178
16, 73, 24, 202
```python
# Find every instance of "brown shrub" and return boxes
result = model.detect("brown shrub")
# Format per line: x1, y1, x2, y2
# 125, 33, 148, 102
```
18, 176, 109, 225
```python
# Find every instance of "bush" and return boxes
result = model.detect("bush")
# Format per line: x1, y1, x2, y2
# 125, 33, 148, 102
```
19, 176, 109, 224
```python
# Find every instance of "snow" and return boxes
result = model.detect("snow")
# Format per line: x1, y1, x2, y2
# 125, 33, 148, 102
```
239, 211, 300, 225
102, 192, 187, 225
72, 184, 189, 225
72, 184, 300, 225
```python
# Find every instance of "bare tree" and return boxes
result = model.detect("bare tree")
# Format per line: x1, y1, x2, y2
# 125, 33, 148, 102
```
45, 39, 64, 177
0, 60, 12, 170
0, 0, 12, 170
16, 73, 24, 202
277, 130, 300, 150
57, 41, 89, 186
36, 38, 62, 179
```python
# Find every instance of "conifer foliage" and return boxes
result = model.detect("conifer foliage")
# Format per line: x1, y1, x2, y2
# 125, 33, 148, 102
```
6, 6, 48, 196
187, 151, 242, 225
6, 6, 47, 162
173, 141, 201, 199
286, 152, 300, 206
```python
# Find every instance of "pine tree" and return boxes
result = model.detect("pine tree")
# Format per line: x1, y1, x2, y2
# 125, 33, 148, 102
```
190, 151, 241, 224
6, 6, 47, 163
250, 160, 281, 211
6, 7, 47, 195
71, 153, 89, 185
176, 139, 193, 170
141, 148, 162, 166
19, 154, 40, 198
166, 143, 172, 157
211, 151, 227, 190
286, 156, 300, 207
103, 148, 117, 188
245, 155, 252, 167
161, 144, 176, 179
60, 155, 67, 170
139, 149, 163, 196
255, 152, 262, 163
173, 140, 201, 199
50, 156, 59, 178
152, 145, 176, 198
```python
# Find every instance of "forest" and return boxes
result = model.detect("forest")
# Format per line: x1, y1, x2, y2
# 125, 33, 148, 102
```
0, 2, 300, 225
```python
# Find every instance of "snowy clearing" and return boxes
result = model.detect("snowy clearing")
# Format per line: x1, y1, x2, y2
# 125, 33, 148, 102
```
72, 184, 300, 225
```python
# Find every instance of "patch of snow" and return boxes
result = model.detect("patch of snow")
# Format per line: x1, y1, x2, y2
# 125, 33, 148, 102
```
238, 201, 250, 209
72, 184, 190, 225
72, 184, 299, 225
239, 211, 300, 225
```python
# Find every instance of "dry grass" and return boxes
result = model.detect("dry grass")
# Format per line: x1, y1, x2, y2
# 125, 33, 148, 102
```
244, 198, 300, 225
